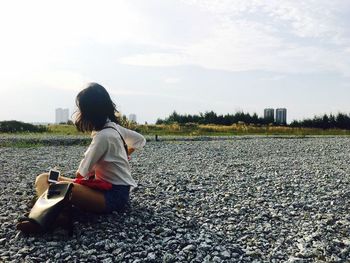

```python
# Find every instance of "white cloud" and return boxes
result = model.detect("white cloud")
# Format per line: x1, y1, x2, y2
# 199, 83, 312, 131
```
0, 70, 89, 92
119, 19, 348, 74
1, 0, 349, 123
164, 77, 181, 84
37, 71, 90, 91
119, 52, 189, 67
110, 89, 161, 97
185, 19, 284, 72
261, 75, 286, 81
0, 0, 146, 46
118, 0, 350, 76
183, 0, 346, 40
1, 0, 348, 77
0, 0, 155, 94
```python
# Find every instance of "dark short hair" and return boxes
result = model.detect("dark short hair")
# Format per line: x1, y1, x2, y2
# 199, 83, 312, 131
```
74, 83, 118, 132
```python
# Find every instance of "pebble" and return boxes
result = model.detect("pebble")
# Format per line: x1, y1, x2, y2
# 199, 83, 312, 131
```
182, 244, 196, 252
163, 253, 176, 263
220, 250, 231, 258
147, 252, 156, 260
0, 238, 7, 245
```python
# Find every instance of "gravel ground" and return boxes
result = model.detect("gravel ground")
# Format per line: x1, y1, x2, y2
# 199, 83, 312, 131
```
1, 137, 350, 262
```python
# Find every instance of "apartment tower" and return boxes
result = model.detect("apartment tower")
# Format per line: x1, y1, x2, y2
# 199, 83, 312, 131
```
275, 108, 287, 125
264, 108, 275, 122
129, 114, 137, 123
55, 108, 69, 124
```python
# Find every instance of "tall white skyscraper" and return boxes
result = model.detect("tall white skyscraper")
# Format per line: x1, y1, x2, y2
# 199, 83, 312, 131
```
129, 114, 137, 123
55, 108, 69, 124
276, 108, 287, 124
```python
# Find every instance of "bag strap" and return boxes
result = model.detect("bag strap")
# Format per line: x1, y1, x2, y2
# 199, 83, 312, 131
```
102, 126, 128, 156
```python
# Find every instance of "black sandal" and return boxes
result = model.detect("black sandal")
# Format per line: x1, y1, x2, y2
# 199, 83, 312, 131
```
16, 218, 42, 235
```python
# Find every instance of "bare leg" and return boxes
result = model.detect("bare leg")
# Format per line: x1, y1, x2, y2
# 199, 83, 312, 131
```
68, 183, 106, 213
35, 173, 106, 213
35, 173, 50, 197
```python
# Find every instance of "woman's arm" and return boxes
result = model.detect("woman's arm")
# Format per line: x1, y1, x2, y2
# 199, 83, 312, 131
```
118, 125, 146, 150
77, 133, 108, 179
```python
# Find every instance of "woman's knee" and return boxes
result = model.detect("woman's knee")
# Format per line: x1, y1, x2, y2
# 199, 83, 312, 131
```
35, 173, 49, 186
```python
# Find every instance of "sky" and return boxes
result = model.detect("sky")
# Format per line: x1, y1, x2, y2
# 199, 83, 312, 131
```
0, 0, 349, 124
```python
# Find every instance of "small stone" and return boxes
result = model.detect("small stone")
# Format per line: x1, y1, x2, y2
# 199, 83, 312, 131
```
212, 256, 222, 262
220, 250, 231, 259
101, 258, 113, 263
203, 255, 211, 263
163, 253, 176, 263
86, 249, 97, 255
147, 252, 156, 260
64, 256, 72, 261
18, 247, 30, 254
199, 242, 211, 251
182, 244, 196, 252
0, 238, 6, 245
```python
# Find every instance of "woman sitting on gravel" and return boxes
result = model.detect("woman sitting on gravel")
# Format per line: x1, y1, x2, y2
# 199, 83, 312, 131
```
17, 82, 146, 234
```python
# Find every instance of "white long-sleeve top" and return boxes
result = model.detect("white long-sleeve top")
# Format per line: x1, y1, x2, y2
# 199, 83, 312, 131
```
78, 121, 146, 187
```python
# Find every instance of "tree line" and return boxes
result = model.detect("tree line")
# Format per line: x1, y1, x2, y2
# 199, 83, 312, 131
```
157, 111, 350, 130
2, 112, 350, 133
156, 111, 272, 125
0, 121, 48, 133
290, 113, 350, 129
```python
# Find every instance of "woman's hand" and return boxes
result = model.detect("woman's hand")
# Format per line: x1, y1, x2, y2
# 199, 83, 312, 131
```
75, 171, 83, 178
128, 147, 135, 155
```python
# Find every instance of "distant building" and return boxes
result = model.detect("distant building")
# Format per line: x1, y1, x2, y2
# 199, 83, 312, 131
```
129, 114, 137, 123
275, 108, 287, 125
264, 108, 275, 122
55, 108, 69, 124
